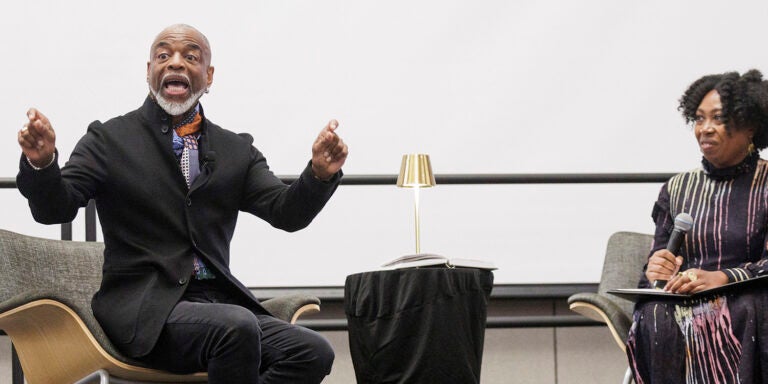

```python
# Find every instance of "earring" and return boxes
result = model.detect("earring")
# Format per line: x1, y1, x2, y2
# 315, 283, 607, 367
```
748, 142, 756, 154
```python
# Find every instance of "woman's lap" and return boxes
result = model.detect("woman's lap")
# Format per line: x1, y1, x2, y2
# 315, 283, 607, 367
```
627, 289, 768, 383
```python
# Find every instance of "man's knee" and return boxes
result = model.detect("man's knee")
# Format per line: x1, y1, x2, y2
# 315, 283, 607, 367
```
306, 331, 335, 375
216, 306, 262, 351
316, 337, 335, 373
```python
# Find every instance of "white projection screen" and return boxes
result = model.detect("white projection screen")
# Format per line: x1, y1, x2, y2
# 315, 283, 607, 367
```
2, 0, 768, 286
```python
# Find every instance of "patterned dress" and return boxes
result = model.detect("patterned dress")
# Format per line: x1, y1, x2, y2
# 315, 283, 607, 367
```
627, 152, 768, 383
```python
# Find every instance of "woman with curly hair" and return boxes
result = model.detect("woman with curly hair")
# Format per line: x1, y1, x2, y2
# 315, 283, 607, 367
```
627, 69, 768, 383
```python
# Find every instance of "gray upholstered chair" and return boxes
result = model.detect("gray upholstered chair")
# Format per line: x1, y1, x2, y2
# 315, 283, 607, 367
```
567, 231, 653, 384
0, 228, 321, 384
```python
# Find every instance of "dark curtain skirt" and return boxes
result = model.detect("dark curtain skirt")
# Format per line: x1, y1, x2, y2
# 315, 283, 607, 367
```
344, 268, 494, 384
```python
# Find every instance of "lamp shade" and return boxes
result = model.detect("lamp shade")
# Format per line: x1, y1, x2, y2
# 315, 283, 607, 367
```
397, 154, 436, 188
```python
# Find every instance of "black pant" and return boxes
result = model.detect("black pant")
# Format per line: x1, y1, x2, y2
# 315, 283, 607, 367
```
139, 278, 334, 383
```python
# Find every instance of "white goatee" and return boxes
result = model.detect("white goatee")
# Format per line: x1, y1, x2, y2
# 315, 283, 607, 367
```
149, 83, 206, 116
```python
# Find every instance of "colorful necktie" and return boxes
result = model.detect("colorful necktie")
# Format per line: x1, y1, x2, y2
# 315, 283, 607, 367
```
179, 135, 199, 187
173, 109, 215, 280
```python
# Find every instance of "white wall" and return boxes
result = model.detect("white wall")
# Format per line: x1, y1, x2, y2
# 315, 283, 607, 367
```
2, 0, 767, 286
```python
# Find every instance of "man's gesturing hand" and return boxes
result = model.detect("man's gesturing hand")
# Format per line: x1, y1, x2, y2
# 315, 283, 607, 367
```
18, 108, 56, 168
311, 119, 348, 181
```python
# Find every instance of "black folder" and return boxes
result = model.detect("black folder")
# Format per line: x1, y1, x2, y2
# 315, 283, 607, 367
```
608, 274, 768, 301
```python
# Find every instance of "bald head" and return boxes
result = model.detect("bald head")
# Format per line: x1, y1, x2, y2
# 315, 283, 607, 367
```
151, 24, 212, 66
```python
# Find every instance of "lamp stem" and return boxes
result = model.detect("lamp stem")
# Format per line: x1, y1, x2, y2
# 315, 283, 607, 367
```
414, 187, 420, 254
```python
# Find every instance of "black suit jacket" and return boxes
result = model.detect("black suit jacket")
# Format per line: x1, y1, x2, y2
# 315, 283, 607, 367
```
17, 97, 341, 357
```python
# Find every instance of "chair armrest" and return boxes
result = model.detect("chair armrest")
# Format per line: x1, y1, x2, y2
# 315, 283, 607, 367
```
261, 294, 321, 324
568, 292, 632, 351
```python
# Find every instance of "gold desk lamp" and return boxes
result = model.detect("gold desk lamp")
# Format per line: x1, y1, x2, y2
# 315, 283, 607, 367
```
397, 154, 436, 254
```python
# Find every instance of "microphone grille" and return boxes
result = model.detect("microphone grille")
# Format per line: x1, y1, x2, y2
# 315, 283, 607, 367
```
674, 212, 694, 232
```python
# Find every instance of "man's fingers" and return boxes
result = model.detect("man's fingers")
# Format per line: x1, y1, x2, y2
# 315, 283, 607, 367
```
318, 120, 340, 143
26, 108, 50, 145
319, 130, 339, 146
36, 110, 51, 127
27, 119, 54, 149
326, 141, 348, 163
21, 108, 55, 151
18, 131, 37, 149
19, 131, 37, 147
19, 125, 40, 147
328, 137, 346, 157
26, 124, 47, 149
41, 122, 56, 142
312, 119, 345, 167
314, 132, 333, 154
330, 145, 347, 161
28, 108, 51, 127
316, 131, 341, 161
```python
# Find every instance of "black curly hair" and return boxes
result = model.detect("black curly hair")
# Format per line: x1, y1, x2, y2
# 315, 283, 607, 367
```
678, 69, 768, 150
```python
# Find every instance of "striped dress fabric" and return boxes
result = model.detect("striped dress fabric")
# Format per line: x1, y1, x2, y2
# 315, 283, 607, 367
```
627, 152, 768, 383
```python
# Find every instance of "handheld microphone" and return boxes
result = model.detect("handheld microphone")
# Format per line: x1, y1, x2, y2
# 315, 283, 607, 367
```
652, 212, 694, 289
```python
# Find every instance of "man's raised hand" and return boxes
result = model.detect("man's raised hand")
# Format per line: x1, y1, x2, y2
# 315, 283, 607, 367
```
311, 119, 348, 180
18, 108, 56, 168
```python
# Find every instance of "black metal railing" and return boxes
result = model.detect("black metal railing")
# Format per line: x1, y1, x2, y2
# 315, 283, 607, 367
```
281, 173, 674, 185
69, 172, 674, 242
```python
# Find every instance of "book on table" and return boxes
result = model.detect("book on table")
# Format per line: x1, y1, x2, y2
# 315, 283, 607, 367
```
608, 275, 768, 301
380, 253, 497, 270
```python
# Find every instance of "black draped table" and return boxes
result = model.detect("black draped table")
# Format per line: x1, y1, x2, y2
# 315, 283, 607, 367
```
344, 267, 494, 384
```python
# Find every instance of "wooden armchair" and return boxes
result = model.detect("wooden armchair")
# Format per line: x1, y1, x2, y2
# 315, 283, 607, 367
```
0, 229, 321, 384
